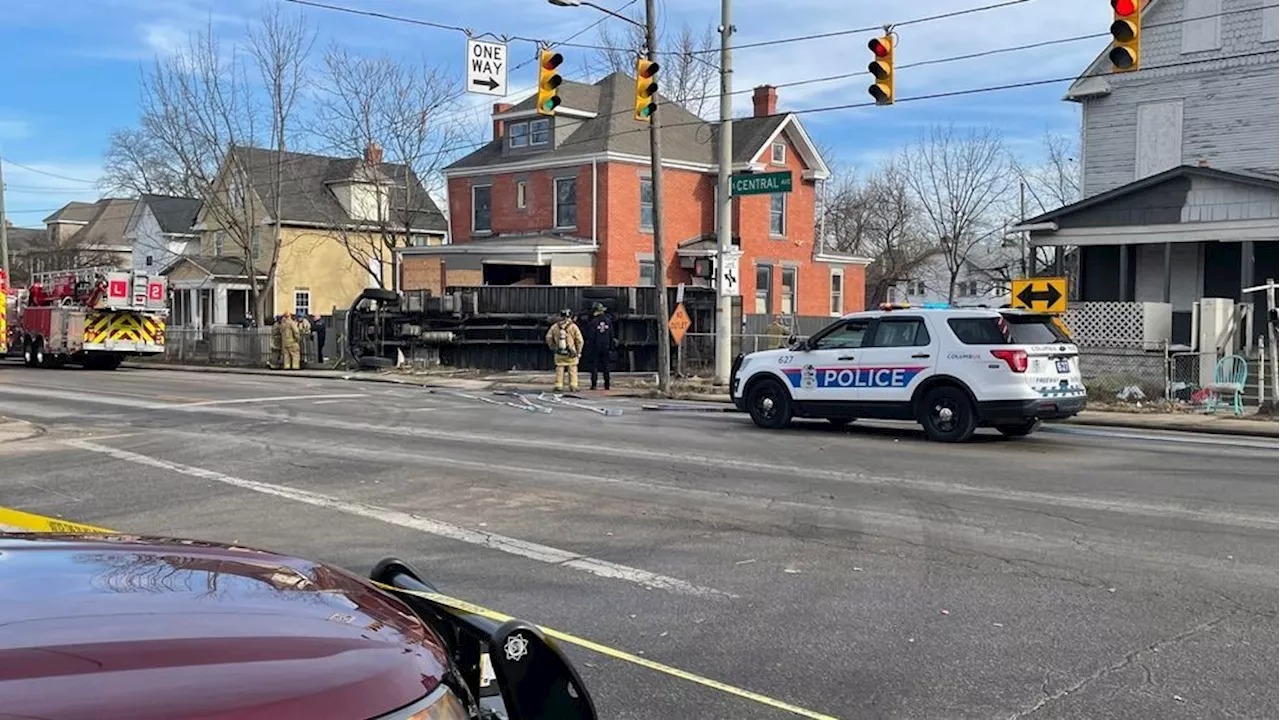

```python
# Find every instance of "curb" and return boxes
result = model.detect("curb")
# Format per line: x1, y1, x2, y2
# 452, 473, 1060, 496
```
121, 362, 494, 390
1061, 416, 1278, 439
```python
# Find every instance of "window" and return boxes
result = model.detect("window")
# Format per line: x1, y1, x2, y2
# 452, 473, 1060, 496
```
508, 122, 529, 148
251, 230, 261, 261
771, 141, 786, 165
829, 269, 844, 316
293, 289, 310, 317
472, 185, 492, 232
780, 267, 797, 315
640, 179, 654, 231
145, 255, 154, 267
811, 319, 870, 350
410, 235, 429, 247
555, 177, 577, 228
869, 318, 930, 348
214, 231, 225, 256
1265, 6, 1279, 42
754, 264, 773, 314
1181, 0, 1222, 54
947, 314, 1069, 345
769, 194, 786, 236
638, 260, 655, 286
228, 174, 244, 209
1136, 100, 1184, 180
530, 118, 550, 145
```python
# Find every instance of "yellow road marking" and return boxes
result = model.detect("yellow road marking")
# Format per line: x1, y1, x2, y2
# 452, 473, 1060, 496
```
0, 507, 839, 720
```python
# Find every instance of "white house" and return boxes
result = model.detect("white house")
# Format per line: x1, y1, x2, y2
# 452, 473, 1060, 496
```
125, 194, 203, 274
888, 244, 1017, 308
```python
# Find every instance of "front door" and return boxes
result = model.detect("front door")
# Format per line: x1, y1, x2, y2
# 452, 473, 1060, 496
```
784, 318, 871, 403
853, 315, 938, 405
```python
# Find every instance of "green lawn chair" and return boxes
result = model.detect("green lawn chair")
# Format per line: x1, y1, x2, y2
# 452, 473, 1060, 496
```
1203, 354, 1249, 416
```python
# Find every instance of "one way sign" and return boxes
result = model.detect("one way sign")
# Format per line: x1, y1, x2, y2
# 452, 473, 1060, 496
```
1011, 276, 1068, 313
466, 39, 507, 96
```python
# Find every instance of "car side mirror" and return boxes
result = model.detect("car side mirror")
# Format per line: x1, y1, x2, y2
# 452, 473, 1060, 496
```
787, 334, 800, 348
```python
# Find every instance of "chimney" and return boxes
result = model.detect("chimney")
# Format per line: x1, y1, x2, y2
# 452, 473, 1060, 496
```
752, 85, 777, 117
1197, 158, 1210, 167
492, 102, 513, 140
363, 141, 383, 165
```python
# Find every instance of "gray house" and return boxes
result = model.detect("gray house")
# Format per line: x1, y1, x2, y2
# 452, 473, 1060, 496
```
125, 194, 203, 274
1016, 0, 1278, 344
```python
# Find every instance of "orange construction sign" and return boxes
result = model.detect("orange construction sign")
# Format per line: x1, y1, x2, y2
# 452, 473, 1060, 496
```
669, 303, 691, 345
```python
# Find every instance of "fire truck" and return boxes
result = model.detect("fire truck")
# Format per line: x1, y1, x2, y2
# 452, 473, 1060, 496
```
2, 266, 168, 370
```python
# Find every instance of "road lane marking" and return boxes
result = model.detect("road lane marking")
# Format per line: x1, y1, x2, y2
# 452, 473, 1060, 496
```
1041, 424, 1278, 448
61, 440, 731, 599
310, 398, 352, 405
179, 393, 367, 407
0, 505, 832, 720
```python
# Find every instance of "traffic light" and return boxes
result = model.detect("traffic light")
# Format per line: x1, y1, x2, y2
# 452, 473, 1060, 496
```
634, 58, 659, 122
537, 49, 563, 115
867, 36, 894, 105
1109, 0, 1141, 72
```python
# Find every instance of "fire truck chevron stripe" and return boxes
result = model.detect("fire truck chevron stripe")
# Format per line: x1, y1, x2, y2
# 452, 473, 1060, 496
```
82, 312, 165, 345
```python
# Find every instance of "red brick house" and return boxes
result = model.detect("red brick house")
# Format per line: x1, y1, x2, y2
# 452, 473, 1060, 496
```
400, 72, 868, 317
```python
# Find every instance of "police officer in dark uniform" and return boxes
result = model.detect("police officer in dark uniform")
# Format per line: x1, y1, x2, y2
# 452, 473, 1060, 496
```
583, 302, 615, 390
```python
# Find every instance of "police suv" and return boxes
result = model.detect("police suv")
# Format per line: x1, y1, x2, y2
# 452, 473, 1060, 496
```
730, 305, 1086, 442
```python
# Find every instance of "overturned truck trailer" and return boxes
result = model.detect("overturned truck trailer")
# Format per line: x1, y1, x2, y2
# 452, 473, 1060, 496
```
346, 285, 723, 372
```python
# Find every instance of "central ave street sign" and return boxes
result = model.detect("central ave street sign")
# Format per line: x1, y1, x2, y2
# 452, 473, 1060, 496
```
1010, 276, 1068, 313
730, 171, 792, 196
466, 39, 508, 96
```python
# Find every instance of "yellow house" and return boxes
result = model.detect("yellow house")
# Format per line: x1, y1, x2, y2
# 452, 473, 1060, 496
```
165, 143, 447, 327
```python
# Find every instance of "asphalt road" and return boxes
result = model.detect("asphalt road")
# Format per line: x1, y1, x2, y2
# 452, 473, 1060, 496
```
1, 363, 1276, 720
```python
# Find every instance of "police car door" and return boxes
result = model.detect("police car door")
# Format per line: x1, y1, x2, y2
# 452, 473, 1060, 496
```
785, 317, 871, 402
854, 315, 938, 404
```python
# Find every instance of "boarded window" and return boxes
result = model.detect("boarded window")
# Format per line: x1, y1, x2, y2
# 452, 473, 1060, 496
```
1264, 6, 1278, 43
1136, 100, 1184, 180
1182, 0, 1222, 54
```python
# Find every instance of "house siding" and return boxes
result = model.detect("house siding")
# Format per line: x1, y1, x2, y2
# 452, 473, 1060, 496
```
1079, 0, 1279, 197
275, 227, 387, 316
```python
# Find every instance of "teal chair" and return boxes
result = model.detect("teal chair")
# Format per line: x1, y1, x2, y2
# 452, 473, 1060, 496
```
1203, 354, 1249, 416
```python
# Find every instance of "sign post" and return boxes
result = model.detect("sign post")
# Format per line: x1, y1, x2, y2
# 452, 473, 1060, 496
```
730, 171, 792, 196
466, 39, 508, 96
1010, 276, 1068, 314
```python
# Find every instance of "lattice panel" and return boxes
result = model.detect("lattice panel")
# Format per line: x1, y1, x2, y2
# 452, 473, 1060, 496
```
1064, 302, 1144, 347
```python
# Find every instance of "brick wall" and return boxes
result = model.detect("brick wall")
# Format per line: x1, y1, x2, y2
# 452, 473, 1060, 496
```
447, 165, 599, 244
598, 163, 715, 285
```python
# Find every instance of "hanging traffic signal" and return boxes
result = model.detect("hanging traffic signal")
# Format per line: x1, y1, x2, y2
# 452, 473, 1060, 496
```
868, 36, 894, 105
537, 49, 563, 115
1109, 0, 1141, 72
634, 58, 659, 122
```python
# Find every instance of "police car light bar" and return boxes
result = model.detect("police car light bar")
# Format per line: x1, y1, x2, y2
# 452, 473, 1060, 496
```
880, 302, 910, 310
922, 302, 950, 309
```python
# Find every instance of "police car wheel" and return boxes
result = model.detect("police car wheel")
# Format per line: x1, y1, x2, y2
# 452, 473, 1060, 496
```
919, 386, 977, 443
747, 378, 792, 430
995, 419, 1040, 437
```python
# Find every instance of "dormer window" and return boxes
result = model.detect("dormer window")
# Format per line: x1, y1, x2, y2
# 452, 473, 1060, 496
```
507, 118, 551, 149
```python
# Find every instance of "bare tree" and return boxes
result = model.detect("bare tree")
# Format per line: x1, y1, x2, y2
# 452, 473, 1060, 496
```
589, 14, 717, 117
99, 128, 200, 198
136, 10, 313, 324
310, 46, 462, 289
900, 125, 1013, 303
820, 161, 940, 305
1015, 131, 1081, 215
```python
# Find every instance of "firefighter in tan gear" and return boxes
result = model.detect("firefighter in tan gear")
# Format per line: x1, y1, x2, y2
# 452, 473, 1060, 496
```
545, 309, 584, 392
280, 313, 303, 370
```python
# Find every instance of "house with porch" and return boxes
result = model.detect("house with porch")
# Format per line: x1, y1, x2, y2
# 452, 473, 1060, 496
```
165, 142, 448, 330
1015, 0, 1278, 347
125, 194, 203, 274
402, 74, 869, 318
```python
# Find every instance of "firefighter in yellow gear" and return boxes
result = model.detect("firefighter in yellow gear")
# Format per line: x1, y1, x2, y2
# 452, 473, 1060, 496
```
545, 309, 584, 392
280, 313, 303, 370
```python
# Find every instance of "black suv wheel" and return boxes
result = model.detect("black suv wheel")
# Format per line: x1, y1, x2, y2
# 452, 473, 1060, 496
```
918, 386, 977, 443
746, 377, 793, 430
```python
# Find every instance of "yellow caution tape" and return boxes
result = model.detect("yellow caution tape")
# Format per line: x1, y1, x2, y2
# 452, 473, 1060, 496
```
0, 506, 113, 534
378, 582, 840, 720
0, 507, 838, 720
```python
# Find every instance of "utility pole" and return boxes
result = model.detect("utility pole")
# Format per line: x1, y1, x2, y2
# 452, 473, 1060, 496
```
712, 0, 734, 387
0, 159, 9, 279
644, 0, 671, 394
1019, 180, 1028, 277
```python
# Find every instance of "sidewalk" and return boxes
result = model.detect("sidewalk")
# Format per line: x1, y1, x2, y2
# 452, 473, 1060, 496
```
124, 363, 1278, 438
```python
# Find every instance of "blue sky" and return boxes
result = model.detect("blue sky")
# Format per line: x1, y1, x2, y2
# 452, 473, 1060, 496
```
0, 0, 1112, 226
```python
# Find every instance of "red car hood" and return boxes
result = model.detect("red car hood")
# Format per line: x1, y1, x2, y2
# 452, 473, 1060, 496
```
0, 534, 449, 720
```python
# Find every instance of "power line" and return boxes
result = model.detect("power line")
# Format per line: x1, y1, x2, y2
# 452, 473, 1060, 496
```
0, 158, 99, 185
693, 0, 1034, 54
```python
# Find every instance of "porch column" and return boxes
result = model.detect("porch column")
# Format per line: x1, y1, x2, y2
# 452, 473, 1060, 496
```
190, 289, 201, 327
1240, 241, 1255, 301
1162, 242, 1173, 303
215, 287, 228, 325
1118, 245, 1130, 301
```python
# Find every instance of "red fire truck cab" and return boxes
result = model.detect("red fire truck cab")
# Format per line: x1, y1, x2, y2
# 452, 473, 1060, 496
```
4, 267, 168, 371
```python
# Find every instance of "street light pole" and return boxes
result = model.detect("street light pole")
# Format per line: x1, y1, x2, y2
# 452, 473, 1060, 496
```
642, 0, 671, 394
712, 0, 733, 387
